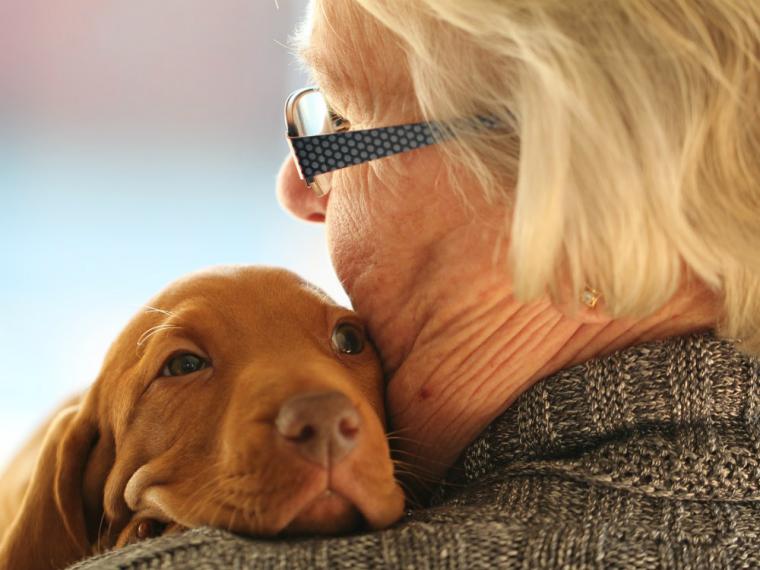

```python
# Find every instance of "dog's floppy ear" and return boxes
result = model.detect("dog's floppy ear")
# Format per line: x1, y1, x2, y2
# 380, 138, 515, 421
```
0, 395, 115, 570
55, 394, 117, 551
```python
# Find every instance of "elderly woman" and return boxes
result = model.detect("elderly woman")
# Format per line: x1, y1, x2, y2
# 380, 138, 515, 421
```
75, 0, 760, 568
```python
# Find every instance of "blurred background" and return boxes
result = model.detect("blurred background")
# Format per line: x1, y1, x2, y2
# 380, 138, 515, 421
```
0, 0, 346, 467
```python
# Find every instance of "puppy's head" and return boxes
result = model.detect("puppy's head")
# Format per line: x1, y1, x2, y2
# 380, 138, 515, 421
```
79, 266, 404, 544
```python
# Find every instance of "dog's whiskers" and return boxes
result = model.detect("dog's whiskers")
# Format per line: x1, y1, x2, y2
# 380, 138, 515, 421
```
385, 427, 414, 437
228, 503, 238, 534
142, 305, 175, 318
386, 436, 421, 447
392, 463, 441, 484
179, 470, 225, 523
394, 479, 427, 510
390, 447, 453, 471
136, 323, 181, 348
106, 518, 117, 550
388, 448, 421, 457
95, 511, 107, 554
208, 489, 228, 531
178, 466, 251, 534
395, 478, 413, 495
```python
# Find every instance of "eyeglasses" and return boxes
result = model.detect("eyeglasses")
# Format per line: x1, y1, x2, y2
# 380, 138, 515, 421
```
285, 87, 459, 197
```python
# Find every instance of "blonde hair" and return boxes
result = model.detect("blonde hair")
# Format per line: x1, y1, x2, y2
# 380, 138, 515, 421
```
351, 0, 760, 353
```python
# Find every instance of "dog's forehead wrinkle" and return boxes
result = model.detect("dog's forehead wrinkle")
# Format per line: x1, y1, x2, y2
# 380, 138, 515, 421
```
146, 269, 344, 339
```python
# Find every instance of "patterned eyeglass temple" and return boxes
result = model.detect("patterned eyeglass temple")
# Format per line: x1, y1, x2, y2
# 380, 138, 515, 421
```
285, 87, 501, 188
289, 121, 449, 184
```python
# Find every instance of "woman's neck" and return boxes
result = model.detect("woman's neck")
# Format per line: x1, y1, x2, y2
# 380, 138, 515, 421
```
369, 262, 719, 499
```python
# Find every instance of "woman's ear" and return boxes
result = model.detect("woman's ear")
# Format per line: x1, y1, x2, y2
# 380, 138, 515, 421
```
0, 396, 115, 570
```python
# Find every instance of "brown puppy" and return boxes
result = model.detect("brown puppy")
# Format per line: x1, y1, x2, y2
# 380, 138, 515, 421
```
0, 266, 405, 570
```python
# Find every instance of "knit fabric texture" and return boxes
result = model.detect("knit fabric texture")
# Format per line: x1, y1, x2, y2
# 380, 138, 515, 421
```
69, 332, 760, 569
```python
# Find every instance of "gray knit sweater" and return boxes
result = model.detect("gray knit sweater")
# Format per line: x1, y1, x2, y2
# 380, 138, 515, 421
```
70, 332, 760, 569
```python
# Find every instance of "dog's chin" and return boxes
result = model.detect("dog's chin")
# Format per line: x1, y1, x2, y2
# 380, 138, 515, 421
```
131, 482, 369, 537
125, 461, 405, 538
280, 490, 363, 536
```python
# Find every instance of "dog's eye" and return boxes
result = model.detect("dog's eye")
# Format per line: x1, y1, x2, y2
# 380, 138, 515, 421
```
162, 353, 208, 377
331, 322, 365, 355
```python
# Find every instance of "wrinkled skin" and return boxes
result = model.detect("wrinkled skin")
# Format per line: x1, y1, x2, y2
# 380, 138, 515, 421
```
277, 0, 720, 492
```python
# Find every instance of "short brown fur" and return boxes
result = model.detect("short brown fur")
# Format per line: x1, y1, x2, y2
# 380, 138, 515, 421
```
0, 266, 404, 570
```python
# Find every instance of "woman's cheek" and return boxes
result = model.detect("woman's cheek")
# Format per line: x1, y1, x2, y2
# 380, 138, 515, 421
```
325, 178, 373, 291
323, 157, 438, 294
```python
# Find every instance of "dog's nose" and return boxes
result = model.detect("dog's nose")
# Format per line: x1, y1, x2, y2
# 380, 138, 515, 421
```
275, 391, 361, 467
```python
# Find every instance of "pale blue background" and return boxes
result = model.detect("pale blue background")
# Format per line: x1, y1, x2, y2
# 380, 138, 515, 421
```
0, 0, 348, 466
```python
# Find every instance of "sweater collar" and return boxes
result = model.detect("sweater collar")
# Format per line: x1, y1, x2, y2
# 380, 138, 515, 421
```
443, 332, 760, 502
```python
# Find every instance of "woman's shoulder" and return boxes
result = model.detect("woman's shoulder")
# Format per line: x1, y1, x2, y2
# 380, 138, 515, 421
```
454, 331, 758, 474
70, 332, 760, 569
